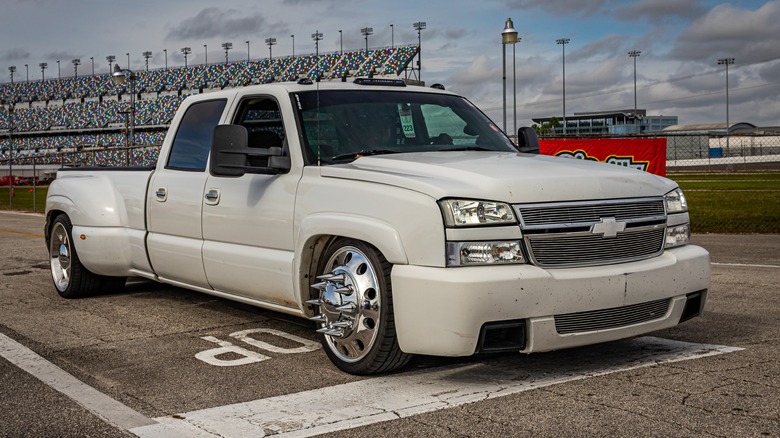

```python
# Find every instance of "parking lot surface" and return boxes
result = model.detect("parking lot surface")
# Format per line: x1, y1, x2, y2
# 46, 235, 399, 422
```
1, 211, 778, 437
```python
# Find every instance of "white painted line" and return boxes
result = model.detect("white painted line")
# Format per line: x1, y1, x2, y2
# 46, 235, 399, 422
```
131, 337, 742, 438
712, 262, 780, 269
0, 333, 157, 431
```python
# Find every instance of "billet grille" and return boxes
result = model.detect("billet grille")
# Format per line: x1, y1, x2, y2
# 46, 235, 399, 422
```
518, 199, 665, 228
526, 227, 665, 268
555, 298, 671, 334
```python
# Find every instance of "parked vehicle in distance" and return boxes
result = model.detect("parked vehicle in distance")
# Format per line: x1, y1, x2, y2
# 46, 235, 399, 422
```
45, 79, 709, 374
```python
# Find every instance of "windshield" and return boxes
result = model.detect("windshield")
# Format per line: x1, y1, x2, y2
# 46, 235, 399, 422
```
294, 90, 518, 165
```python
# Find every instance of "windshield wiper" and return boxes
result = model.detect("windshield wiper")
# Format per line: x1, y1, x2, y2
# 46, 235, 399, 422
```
329, 149, 398, 163
439, 146, 492, 152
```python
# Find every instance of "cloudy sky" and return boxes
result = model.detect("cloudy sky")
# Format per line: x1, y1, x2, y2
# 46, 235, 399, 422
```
1, 0, 778, 128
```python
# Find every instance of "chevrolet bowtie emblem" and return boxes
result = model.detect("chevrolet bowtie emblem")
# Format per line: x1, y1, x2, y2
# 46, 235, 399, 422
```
591, 217, 626, 238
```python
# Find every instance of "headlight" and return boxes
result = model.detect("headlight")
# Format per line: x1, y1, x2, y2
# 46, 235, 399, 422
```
439, 199, 516, 227
665, 224, 690, 248
665, 188, 688, 213
446, 241, 527, 266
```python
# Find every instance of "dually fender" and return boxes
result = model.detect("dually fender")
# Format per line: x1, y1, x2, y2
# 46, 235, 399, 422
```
293, 213, 408, 311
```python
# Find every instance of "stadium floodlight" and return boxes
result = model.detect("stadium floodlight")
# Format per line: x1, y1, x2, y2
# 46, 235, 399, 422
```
390, 24, 394, 48
106, 55, 116, 74
163, 49, 167, 70
111, 64, 137, 164
143, 51, 152, 71
717, 57, 736, 151
361, 27, 373, 51
413, 21, 426, 81
265, 38, 276, 60
628, 50, 641, 124
291, 34, 295, 57
311, 31, 323, 57
245, 40, 250, 62
221, 42, 233, 65
339, 30, 343, 54
204, 44, 208, 65
556, 38, 570, 135
90, 57, 94, 75
72, 59, 81, 78
8, 66, 15, 84
181, 47, 191, 67
57, 60, 60, 79
126, 52, 130, 69
39, 62, 48, 82
24, 64, 28, 82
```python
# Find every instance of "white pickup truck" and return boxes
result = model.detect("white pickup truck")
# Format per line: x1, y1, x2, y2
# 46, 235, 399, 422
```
45, 78, 709, 374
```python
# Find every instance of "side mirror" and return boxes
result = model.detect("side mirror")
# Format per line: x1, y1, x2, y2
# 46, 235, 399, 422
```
211, 124, 248, 177
517, 127, 540, 154
210, 125, 292, 176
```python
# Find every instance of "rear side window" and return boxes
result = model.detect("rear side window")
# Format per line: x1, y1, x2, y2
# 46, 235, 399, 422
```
167, 99, 227, 171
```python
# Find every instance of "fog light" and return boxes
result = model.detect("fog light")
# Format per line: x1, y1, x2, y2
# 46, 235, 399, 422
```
665, 224, 690, 248
446, 241, 526, 266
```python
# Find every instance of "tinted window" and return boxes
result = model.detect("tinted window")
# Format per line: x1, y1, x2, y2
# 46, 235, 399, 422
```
167, 99, 227, 171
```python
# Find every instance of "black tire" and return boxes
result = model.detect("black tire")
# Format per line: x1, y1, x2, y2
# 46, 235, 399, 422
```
310, 238, 411, 375
48, 214, 126, 298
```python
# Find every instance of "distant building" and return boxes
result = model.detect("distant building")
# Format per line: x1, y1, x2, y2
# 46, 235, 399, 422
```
532, 110, 678, 135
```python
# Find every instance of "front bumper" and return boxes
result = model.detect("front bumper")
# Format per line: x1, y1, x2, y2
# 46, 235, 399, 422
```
391, 244, 710, 356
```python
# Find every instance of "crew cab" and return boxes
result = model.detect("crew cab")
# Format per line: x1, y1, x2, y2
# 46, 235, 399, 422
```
45, 79, 709, 374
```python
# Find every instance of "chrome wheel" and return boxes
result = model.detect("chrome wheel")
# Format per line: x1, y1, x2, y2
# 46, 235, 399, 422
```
50, 221, 71, 293
310, 245, 381, 364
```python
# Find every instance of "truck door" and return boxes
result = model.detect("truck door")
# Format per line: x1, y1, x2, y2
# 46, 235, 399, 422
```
202, 96, 299, 308
147, 99, 227, 288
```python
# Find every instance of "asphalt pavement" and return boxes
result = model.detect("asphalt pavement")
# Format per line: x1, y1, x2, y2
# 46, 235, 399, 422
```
0, 211, 778, 437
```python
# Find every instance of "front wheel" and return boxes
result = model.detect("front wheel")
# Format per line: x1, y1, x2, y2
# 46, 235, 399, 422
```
49, 214, 125, 298
309, 238, 411, 375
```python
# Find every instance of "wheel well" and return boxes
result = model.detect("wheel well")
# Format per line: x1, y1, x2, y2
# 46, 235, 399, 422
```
44, 210, 66, 246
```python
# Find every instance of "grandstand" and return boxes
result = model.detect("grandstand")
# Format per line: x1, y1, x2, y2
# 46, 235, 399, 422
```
0, 45, 419, 167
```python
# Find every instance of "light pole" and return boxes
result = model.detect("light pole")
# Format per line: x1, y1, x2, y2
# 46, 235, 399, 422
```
39, 62, 47, 82
246, 40, 250, 62
339, 30, 343, 54
413, 21, 426, 81
501, 18, 518, 135
126, 52, 130, 69
312, 31, 323, 56
204, 44, 208, 65
72, 59, 80, 77
556, 38, 570, 135
163, 49, 167, 70
628, 50, 641, 130
111, 64, 136, 165
181, 47, 191, 67
24, 64, 28, 82
265, 38, 276, 60
361, 27, 373, 51
8, 66, 15, 84
106, 55, 116, 74
221, 42, 232, 64
56, 60, 60, 79
718, 57, 735, 151
90, 57, 94, 75
291, 34, 295, 57
390, 24, 394, 48
143, 51, 152, 71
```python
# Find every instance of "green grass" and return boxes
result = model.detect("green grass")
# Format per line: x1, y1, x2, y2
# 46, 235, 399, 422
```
0, 186, 48, 213
3, 172, 778, 233
668, 171, 780, 234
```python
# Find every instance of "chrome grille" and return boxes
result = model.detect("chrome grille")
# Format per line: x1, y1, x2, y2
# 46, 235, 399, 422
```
526, 226, 665, 267
555, 298, 671, 334
518, 198, 665, 229
515, 198, 667, 268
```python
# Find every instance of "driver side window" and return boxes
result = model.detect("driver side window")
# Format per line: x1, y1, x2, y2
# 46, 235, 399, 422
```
234, 96, 286, 167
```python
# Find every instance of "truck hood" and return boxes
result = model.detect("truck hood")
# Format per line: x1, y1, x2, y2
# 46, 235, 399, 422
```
319, 151, 676, 203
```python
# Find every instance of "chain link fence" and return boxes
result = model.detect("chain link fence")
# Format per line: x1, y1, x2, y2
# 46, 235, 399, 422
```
2, 134, 779, 233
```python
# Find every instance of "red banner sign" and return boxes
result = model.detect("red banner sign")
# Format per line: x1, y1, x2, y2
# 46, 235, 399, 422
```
539, 138, 667, 176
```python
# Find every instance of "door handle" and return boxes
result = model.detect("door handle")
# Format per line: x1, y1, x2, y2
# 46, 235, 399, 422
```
155, 187, 167, 202
205, 189, 220, 205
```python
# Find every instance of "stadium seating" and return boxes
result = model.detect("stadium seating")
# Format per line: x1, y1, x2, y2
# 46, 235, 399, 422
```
0, 45, 419, 163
